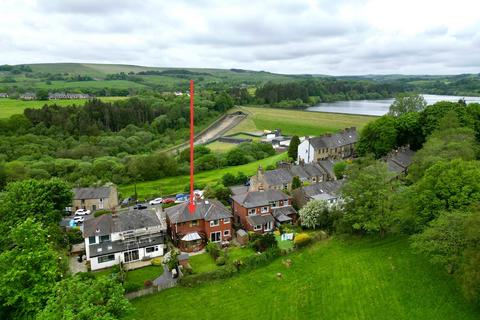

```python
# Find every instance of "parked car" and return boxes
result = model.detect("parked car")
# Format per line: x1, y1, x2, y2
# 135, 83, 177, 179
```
75, 208, 91, 216
133, 204, 148, 210
121, 197, 134, 206
163, 198, 175, 204
175, 195, 190, 203
149, 198, 163, 205
73, 216, 85, 223
175, 193, 185, 200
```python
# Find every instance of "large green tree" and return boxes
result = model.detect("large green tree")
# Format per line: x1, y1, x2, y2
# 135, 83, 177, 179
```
408, 111, 478, 183
341, 161, 399, 238
356, 116, 398, 158
288, 135, 300, 160
0, 219, 66, 318
298, 200, 332, 230
37, 273, 132, 320
388, 93, 427, 116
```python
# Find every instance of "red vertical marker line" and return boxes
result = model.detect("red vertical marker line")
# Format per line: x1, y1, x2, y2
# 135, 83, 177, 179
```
188, 80, 195, 214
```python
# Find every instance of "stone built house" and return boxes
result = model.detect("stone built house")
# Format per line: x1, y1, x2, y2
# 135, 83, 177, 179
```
249, 162, 330, 192
292, 180, 344, 209
73, 186, 118, 212
297, 127, 358, 164
83, 209, 166, 271
165, 199, 233, 252
385, 146, 416, 176
231, 189, 297, 234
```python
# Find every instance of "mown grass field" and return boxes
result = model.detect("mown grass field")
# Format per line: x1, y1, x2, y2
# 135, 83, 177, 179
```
118, 152, 287, 199
129, 237, 479, 320
0, 97, 127, 118
228, 106, 376, 136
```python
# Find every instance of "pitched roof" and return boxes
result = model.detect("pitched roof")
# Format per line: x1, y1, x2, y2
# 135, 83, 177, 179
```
289, 163, 327, 181
165, 199, 232, 223
73, 187, 112, 200
271, 206, 297, 221
246, 214, 275, 226
317, 159, 338, 178
230, 185, 249, 196
308, 127, 357, 150
386, 147, 416, 173
83, 209, 162, 237
302, 180, 344, 198
261, 168, 293, 185
231, 189, 290, 208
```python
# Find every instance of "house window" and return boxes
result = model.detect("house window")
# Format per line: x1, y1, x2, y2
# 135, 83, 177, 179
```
261, 206, 268, 213
191, 220, 198, 227
265, 221, 273, 231
223, 218, 230, 224
98, 254, 115, 263
210, 220, 219, 227
146, 246, 159, 253
254, 225, 262, 231
224, 230, 230, 237
210, 231, 221, 242
99, 235, 110, 243
283, 184, 288, 190
99, 198, 104, 209
124, 250, 139, 263
248, 209, 256, 216
89, 236, 97, 244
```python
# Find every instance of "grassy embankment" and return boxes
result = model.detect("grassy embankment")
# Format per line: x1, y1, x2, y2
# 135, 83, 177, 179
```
0, 96, 127, 119
129, 237, 479, 320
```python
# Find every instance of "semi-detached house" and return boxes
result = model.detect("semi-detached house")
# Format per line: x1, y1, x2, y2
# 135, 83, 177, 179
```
231, 189, 297, 233
83, 209, 166, 271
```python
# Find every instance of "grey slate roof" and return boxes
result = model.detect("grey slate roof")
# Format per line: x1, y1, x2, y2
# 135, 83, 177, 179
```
83, 209, 161, 238
302, 180, 344, 198
271, 206, 296, 222
289, 163, 327, 181
317, 159, 338, 179
308, 127, 357, 150
231, 189, 290, 208
165, 199, 232, 224
230, 185, 249, 196
386, 147, 416, 174
73, 187, 112, 200
262, 168, 293, 186
246, 214, 275, 226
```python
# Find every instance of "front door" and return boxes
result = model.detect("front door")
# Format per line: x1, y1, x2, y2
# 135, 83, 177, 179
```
124, 250, 139, 263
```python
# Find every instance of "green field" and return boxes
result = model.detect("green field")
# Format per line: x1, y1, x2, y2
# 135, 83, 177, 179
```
129, 237, 479, 320
118, 152, 287, 199
229, 106, 376, 136
0, 97, 127, 118
205, 141, 237, 153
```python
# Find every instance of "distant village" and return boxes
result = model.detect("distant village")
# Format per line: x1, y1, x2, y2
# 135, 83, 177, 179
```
64, 126, 415, 272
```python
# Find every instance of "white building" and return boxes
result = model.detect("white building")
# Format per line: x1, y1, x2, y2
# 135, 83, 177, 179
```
83, 209, 167, 270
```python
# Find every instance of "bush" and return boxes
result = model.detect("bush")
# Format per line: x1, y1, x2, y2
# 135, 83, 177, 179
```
123, 282, 142, 293
66, 228, 83, 245
179, 265, 237, 287
216, 256, 226, 266
242, 247, 282, 271
294, 233, 312, 248
206, 241, 221, 260
249, 232, 278, 252
94, 209, 111, 217
151, 257, 162, 266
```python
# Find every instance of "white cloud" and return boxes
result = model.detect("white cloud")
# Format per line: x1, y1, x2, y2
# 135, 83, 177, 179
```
0, 0, 479, 75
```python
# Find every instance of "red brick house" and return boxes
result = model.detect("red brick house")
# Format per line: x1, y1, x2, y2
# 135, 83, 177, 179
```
231, 190, 297, 234
165, 199, 233, 252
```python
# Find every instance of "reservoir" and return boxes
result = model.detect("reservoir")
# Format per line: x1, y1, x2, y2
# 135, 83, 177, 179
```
307, 94, 480, 116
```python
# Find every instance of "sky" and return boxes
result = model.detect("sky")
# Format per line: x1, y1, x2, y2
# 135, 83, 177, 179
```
0, 0, 479, 75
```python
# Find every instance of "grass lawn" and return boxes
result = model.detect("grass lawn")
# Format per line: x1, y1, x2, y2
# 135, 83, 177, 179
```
126, 265, 164, 287
227, 246, 255, 261
129, 237, 479, 320
118, 152, 287, 199
228, 106, 376, 136
276, 235, 294, 250
189, 253, 218, 274
0, 96, 126, 118
205, 140, 237, 153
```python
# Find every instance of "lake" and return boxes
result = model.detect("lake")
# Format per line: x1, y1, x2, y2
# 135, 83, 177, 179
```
307, 94, 480, 116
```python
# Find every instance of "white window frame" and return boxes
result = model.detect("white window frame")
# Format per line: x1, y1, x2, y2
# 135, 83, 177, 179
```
254, 225, 262, 231
265, 221, 273, 231
223, 229, 230, 237
210, 220, 219, 227
210, 231, 221, 242
261, 206, 268, 213
98, 254, 115, 263
223, 218, 230, 224
248, 208, 256, 216
146, 246, 158, 253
